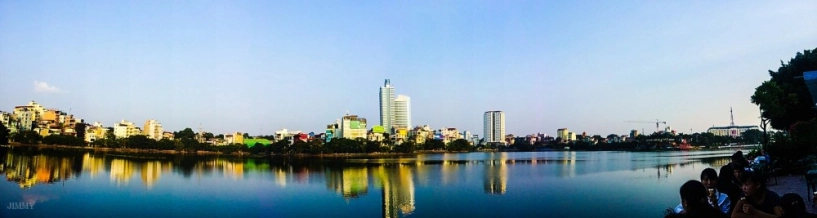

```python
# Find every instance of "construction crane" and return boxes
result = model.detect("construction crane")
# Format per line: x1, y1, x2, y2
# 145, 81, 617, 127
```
625, 119, 667, 133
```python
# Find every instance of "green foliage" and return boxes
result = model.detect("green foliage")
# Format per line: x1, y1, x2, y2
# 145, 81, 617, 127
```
42, 134, 84, 146
752, 48, 817, 130
394, 141, 416, 153
741, 129, 763, 144
0, 122, 9, 144
203, 132, 215, 140
12, 130, 41, 144
424, 139, 445, 150
174, 128, 196, 140
125, 135, 157, 149
446, 139, 472, 152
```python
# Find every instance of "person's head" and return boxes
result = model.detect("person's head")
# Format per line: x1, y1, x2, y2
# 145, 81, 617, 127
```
733, 166, 745, 181
731, 151, 745, 164
719, 166, 733, 184
700, 168, 718, 189
740, 171, 767, 197
780, 193, 807, 216
679, 180, 715, 214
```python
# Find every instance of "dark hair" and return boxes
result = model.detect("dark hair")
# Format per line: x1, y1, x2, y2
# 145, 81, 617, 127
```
780, 193, 807, 218
679, 180, 722, 217
732, 151, 747, 165
701, 168, 718, 180
738, 171, 767, 192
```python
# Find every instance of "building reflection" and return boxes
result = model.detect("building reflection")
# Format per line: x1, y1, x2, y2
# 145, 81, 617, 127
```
326, 167, 368, 199
83, 153, 106, 179
141, 161, 162, 189
484, 153, 508, 195
560, 151, 577, 178
110, 159, 135, 186
375, 165, 415, 218
3, 152, 79, 189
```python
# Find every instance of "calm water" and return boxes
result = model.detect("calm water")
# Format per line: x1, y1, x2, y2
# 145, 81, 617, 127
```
0, 147, 743, 217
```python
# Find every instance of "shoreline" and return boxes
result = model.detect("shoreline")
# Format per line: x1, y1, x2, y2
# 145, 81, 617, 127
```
2, 143, 478, 158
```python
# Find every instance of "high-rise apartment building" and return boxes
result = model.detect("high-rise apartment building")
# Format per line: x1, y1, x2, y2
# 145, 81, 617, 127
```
143, 119, 164, 140
394, 95, 411, 129
483, 111, 505, 143
380, 80, 395, 130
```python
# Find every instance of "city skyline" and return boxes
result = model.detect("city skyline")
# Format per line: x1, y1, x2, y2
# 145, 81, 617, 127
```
2, 1, 816, 136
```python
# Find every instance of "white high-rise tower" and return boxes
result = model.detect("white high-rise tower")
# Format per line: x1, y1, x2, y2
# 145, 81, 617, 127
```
380, 79, 395, 130
394, 95, 411, 129
483, 111, 505, 143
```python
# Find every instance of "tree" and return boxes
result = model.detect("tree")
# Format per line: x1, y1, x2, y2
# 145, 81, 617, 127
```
75, 123, 87, 145
270, 139, 289, 154
752, 48, 817, 131
424, 139, 445, 151
242, 133, 250, 139
446, 139, 472, 152
0, 122, 9, 144
12, 130, 42, 144
126, 135, 155, 149
203, 132, 215, 140
394, 140, 416, 153
740, 129, 763, 144
174, 128, 196, 140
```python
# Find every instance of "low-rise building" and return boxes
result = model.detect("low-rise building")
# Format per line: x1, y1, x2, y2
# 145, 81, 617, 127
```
143, 119, 164, 140
113, 120, 140, 139
162, 132, 174, 140
337, 113, 367, 139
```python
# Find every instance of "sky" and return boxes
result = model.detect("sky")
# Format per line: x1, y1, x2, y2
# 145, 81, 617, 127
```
1, 1, 816, 137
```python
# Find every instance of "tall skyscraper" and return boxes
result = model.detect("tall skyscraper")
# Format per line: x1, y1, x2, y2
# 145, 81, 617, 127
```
394, 95, 411, 129
380, 79, 395, 130
483, 111, 505, 143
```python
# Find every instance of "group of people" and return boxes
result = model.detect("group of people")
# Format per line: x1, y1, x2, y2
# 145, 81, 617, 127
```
666, 151, 816, 218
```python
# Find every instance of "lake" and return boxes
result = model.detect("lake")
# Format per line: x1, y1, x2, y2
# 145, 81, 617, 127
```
0, 147, 743, 217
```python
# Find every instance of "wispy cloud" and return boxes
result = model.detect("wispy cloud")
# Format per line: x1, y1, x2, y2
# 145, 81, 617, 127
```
33, 81, 64, 93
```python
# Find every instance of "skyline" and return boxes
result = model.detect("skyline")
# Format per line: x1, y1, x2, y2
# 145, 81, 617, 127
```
2, 1, 817, 136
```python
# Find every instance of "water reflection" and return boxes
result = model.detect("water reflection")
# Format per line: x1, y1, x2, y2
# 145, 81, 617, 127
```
3, 151, 80, 189
0, 148, 743, 218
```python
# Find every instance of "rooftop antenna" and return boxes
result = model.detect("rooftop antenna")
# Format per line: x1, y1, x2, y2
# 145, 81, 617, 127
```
730, 107, 735, 126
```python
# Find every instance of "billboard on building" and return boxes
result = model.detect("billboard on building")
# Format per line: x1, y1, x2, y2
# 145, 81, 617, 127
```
805, 70, 817, 107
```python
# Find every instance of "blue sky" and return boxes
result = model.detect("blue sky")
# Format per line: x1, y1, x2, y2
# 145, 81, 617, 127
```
1, 1, 816, 136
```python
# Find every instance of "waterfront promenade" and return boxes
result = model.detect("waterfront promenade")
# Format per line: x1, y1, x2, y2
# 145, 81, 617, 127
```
768, 175, 817, 213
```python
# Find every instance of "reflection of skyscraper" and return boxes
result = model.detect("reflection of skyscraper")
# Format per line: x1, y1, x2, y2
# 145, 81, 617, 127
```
326, 167, 369, 199
141, 161, 162, 189
377, 165, 415, 218
110, 159, 135, 186
484, 154, 508, 195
